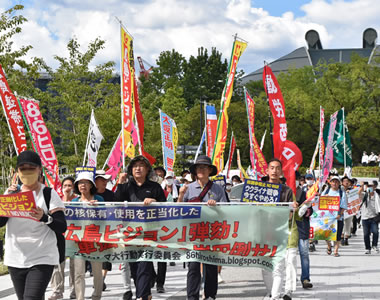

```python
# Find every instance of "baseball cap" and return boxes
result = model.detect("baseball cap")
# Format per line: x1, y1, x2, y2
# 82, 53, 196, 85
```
16, 150, 42, 168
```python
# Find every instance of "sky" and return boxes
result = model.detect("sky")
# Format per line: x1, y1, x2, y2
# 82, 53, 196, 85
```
1, 0, 380, 75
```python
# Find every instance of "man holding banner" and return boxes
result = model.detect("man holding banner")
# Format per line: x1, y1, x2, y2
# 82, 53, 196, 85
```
115, 155, 166, 300
178, 155, 227, 300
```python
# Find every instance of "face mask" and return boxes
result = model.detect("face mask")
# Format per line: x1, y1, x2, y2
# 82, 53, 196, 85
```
306, 180, 314, 186
166, 178, 174, 185
18, 170, 39, 185
296, 180, 299, 187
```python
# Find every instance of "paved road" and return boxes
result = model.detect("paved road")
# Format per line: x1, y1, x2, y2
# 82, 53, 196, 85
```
1, 228, 379, 299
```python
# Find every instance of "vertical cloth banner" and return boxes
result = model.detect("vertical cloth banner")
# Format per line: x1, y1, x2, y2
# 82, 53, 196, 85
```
309, 106, 325, 172
159, 110, 178, 172
323, 108, 352, 167
212, 38, 247, 173
86, 110, 103, 167
120, 25, 136, 161
244, 88, 267, 179
194, 128, 206, 162
206, 104, 217, 158
237, 149, 249, 179
224, 133, 236, 178
320, 111, 339, 187
105, 131, 123, 180
263, 65, 287, 158
0, 65, 27, 154
19, 98, 61, 191
319, 107, 325, 169
279, 140, 303, 194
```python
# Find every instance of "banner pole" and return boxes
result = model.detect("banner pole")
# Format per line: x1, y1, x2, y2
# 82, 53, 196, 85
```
342, 107, 346, 171
82, 109, 92, 166
263, 62, 275, 158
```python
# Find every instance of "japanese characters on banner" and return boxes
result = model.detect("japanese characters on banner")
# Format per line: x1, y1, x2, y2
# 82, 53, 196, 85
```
75, 166, 96, 179
344, 188, 361, 219
64, 203, 289, 271
159, 110, 178, 172
86, 110, 103, 167
224, 133, 236, 178
206, 105, 217, 158
318, 196, 340, 211
19, 98, 61, 190
320, 111, 338, 187
212, 38, 247, 173
211, 175, 226, 190
310, 209, 338, 241
0, 191, 36, 219
241, 179, 282, 203
244, 88, 267, 179
279, 140, 303, 194
120, 25, 136, 160
0, 65, 27, 154
263, 65, 287, 158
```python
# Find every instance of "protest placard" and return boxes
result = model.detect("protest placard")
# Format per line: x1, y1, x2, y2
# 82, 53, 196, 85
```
310, 208, 338, 241
344, 188, 361, 219
240, 179, 282, 203
64, 203, 289, 271
211, 175, 226, 190
318, 196, 340, 211
0, 191, 36, 219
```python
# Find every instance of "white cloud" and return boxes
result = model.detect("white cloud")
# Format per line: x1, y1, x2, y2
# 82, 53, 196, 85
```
4, 0, 380, 75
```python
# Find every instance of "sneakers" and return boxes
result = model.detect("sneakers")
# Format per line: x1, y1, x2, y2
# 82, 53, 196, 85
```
218, 273, 224, 283
341, 239, 346, 246
48, 293, 63, 300
156, 285, 165, 293
373, 246, 379, 253
69, 292, 76, 299
103, 281, 107, 291
283, 295, 292, 300
302, 279, 313, 289
365, 249, 371, 254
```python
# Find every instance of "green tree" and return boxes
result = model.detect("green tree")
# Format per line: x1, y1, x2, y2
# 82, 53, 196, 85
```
38, 38, 119, 170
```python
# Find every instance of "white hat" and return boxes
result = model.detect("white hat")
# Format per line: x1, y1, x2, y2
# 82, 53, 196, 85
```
184, 174, 193, 182
165, 171, 175, 179
330, 175, 341, 183
75, 171, 96, 187
95, 169, 111, 181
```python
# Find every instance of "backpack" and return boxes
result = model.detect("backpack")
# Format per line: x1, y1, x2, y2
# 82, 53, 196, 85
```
43, 187, 66, 264
324, 186, 343, 198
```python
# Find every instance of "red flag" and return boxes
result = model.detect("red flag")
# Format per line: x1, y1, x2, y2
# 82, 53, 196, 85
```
0, 65, 27, 154
225, 133, 236, 178
279, 140, 303, 194
263, 65, 287, 158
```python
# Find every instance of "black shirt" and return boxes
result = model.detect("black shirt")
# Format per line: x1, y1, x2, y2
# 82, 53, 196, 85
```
97, 189, 115, 202
115, 178, 166, 203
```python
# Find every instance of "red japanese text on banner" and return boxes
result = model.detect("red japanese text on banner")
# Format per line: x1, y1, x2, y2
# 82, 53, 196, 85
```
206, 105, 217, 158
212, 39, 247, 173
0, 65, 27, 154
225, 133, 236, 178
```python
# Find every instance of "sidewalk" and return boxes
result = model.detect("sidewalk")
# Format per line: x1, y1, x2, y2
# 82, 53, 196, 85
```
0, 228, 379, 299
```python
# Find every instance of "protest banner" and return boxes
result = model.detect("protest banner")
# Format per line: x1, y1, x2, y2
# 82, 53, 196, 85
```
211, 174, 226, 190
206, 104, 217, 158
244, 88, 267, 180
0, 191, 36, 219
64, 203, 289, 271
344, 188, 361, 219
0, 65, 27, 154
212, 38, 247, 173
84, 109, 103, 167
224, 133, 236, 178
241, 179, 282, 203
318, 196, 340, 211
120, 25, 136, 164
310, 208, 338, 241
159, 110, 178, 171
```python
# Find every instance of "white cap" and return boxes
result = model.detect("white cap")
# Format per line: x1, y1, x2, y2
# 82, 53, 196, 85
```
330, 175, 341, 183
165, 171, 175, 179
75, 171, 96, 187
95, 169, 111, 181
184, 174, 193, 182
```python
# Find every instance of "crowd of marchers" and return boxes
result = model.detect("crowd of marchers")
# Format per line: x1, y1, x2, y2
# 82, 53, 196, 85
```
0, 150, 379, 300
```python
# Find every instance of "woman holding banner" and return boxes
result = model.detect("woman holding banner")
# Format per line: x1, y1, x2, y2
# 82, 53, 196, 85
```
71, 168, 104, 300
0, 150, 66, 300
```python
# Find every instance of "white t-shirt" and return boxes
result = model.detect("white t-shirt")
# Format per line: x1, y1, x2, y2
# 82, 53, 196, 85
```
4, 184, 65, 268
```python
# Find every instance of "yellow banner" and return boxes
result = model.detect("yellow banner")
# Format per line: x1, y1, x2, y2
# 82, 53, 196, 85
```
121, 26, 135, 158
237, 149, 249, 179
212, 39, 247, 173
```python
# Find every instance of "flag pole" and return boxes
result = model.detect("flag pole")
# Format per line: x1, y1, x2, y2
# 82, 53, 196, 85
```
82, 109, 92, 166
263, 62, 275, 158
342, 107, 346, 171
